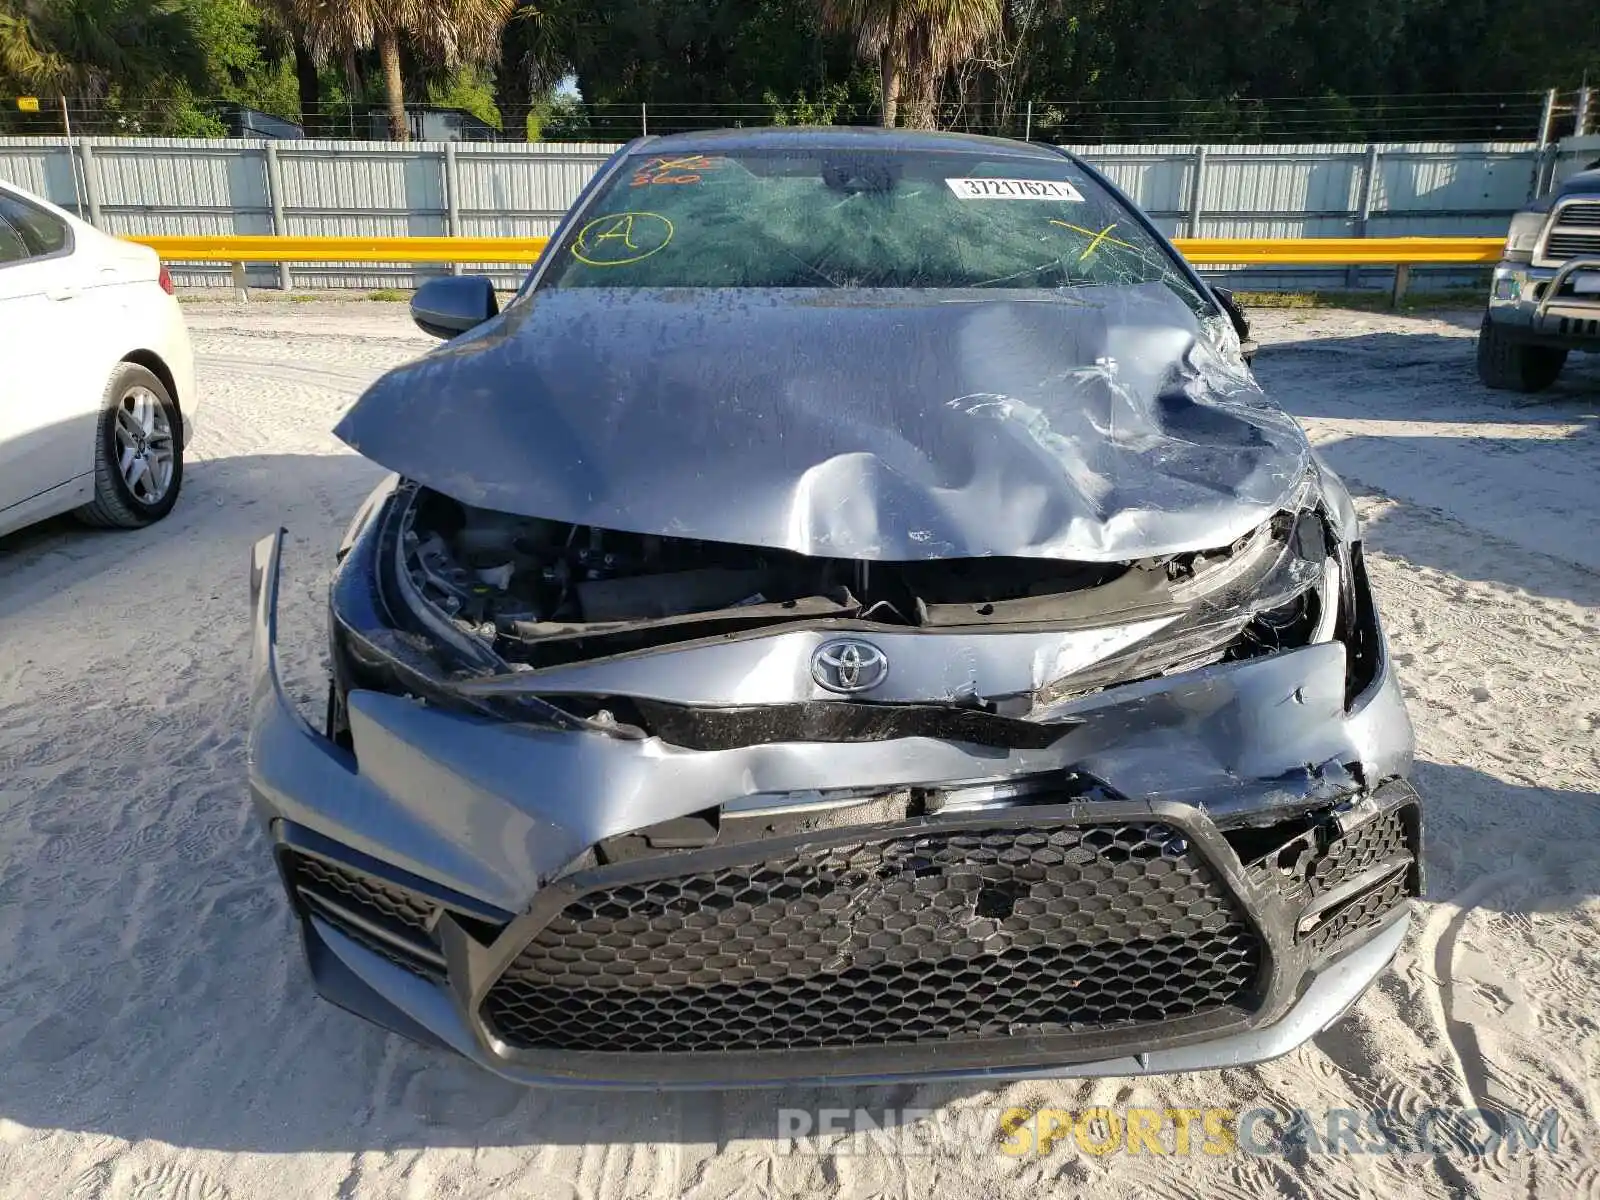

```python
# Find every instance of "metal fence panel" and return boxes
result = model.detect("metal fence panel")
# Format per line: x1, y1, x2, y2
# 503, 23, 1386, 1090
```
0, 135, 1551, 291
454, 144, 616, 234
0, 140, 72, 204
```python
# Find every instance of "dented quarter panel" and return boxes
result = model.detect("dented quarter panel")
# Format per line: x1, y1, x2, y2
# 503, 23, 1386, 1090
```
332, 284, 1309, 563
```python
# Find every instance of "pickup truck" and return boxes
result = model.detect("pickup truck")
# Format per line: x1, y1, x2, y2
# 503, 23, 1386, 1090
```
1479, 166, 1600, 390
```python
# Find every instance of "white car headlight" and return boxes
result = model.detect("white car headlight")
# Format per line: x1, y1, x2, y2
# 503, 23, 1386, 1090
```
1503, 211, 1546, 259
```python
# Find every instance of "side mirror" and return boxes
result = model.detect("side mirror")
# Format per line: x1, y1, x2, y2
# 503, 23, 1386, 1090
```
1212, 286, 1258, 363
411, 275, 499, 340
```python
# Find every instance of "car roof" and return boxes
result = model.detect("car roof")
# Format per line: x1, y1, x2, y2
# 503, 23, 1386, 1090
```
630, 126, 1069, 161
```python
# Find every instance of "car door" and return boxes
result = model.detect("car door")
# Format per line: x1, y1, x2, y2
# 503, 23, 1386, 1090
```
0, 188, 92, 519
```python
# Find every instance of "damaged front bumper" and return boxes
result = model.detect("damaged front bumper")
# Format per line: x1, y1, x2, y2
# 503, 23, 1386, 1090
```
248, 525, 1419, 1088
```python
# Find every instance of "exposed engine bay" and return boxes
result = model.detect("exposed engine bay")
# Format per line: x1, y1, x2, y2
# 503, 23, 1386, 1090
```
380, 482, 1346, 706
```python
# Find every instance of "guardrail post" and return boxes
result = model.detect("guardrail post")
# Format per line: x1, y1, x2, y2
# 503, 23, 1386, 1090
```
75, 138, 103, 228
1347, 144, 1380, 288
263, 141, 291, 292
231, 261, 250, 302
1024, 100, 1033, 142
1187, 146, 1207, 238
1390, 263, 1410, 309
443, 141, 462, 278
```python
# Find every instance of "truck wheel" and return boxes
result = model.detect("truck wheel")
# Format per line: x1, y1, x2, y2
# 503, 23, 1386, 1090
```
1476, 314, 1567, 392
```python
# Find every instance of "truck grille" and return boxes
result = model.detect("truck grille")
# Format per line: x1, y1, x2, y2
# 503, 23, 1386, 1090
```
1547, 233, 1600, 260
1558, 202, 1600, 227
481, 820, 1263, 1055
1539, 201, 1600, 265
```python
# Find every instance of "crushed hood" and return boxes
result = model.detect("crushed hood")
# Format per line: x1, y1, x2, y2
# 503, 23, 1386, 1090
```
334, 284, 1310, 561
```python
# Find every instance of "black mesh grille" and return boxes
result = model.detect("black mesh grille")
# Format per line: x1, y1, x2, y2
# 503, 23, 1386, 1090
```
1310, 874, 1409, 952
1307, 806, 1411, 897
1245, 802, 1416, 952
289, 853, 436, 932
286, 852, 443, 979
482, 822, 1263, 1054
1246, 805, 1412, 898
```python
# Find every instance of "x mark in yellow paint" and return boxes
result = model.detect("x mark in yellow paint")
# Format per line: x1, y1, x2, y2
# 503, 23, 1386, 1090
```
1049, 219, 1137, 260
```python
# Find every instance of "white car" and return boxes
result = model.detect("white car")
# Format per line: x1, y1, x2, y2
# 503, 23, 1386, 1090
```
0, 179, 196, 538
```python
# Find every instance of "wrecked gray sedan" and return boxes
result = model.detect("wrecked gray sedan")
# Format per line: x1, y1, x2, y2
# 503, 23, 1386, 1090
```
247, 128, 1420, 1088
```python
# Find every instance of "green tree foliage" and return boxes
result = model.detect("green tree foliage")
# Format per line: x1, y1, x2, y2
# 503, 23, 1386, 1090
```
1, 0, 205, 97
3, 0, 1598, 140
3, 0, 300, 133
427, 63, 500, 128
519, 0, 876, 135
1, 6, 63, 91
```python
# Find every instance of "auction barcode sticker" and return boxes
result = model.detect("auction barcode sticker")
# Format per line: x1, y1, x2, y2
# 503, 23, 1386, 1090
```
945, 178, 1084, 201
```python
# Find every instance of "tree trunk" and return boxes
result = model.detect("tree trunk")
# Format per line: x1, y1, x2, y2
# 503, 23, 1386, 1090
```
292, 38, 321, 136
901, 34, 937, 129
493, 58, 526, 142
378, 28, 408, 142
879, 48, 899, 128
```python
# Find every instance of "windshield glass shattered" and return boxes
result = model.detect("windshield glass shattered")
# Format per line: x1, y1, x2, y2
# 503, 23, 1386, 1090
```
537, 147, 1207, 311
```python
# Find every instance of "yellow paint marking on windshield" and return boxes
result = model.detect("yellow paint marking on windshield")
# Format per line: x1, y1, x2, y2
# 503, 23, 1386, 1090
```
598, 215, 641, 250
1049, 218, 1138, 259
571, 212, 675, 266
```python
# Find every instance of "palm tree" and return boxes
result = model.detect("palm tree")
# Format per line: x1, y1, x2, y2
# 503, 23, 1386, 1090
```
255, 0, 325, 134
0, 4, 61, 92
497, 0, 581, 137
2, 0, 207, 122
819, 0, 906, 127
278, 0, 513, 140
820, 0, 999, 129
499, 0, 580, 96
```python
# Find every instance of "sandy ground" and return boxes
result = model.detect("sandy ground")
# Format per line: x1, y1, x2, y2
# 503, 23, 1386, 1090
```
0, 299, 1598, 1199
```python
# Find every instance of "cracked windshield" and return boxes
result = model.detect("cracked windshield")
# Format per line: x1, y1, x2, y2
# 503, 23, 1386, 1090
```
539, 148, 1206, 311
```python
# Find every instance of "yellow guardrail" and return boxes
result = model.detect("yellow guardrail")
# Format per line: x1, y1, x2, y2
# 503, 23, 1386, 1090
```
1176, 237, 1502, 265
132, 234, 552, 263
126, 232, 1502, 305
127, 233, 1504, 267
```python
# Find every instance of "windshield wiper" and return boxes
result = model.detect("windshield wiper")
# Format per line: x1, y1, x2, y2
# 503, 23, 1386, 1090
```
972, 260, 1071, 288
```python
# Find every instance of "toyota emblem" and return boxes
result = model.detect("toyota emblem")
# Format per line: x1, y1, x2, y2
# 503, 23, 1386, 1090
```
811, 639, 889, 694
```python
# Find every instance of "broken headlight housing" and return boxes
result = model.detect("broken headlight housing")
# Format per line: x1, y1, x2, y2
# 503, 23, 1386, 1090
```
1030, 469, 1352, 706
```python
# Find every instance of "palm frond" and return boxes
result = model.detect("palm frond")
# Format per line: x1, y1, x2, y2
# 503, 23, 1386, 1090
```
0, 5, 64, 87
